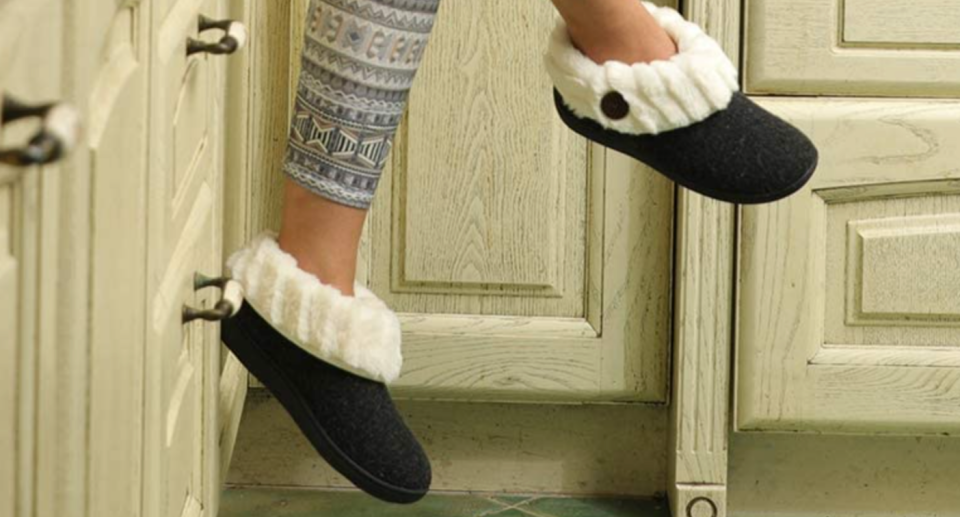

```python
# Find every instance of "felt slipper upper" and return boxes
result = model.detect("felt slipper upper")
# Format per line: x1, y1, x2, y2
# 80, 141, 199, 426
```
227, 233, 403, 383
544, 1, 739, 136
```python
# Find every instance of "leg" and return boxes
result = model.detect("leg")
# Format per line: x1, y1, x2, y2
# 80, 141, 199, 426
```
278, 182, 364, 296
280, 0, 440, 296
223, 0, 441, 504
549, 0, 676, 64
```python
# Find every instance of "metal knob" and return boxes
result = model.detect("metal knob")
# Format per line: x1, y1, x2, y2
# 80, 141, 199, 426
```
187, 16, 248, 57
0, 96, 80, 170
182, 273, 244, 324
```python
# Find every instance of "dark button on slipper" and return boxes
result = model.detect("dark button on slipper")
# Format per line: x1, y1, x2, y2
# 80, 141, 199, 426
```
545, 2, 818, 205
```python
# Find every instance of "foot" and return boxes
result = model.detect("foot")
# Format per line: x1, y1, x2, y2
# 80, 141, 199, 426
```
222, 234, 431, 504
545, 2, 818, 204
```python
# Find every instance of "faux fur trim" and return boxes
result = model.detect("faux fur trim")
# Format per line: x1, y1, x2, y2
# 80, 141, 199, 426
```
227, 233, 403, 383
544, 1, 739, 136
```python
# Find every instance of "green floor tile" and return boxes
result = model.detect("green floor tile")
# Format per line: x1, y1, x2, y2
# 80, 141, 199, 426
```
489, 495, 537, 506
515, 497, 668, 517
220, 487, 507, 517
220, 488, 667, 517
487, 510, 536, 517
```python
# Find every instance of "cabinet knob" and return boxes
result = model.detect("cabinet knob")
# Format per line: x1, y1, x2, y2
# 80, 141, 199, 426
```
187, 16, 248, 57
182, 273, 244, 324
0, 96, 79, 169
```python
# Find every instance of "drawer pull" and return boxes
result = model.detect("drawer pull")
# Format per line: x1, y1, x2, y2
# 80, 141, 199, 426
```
0, 96, 79, 168
187, 16, 248, 56
183, 273, 244, 324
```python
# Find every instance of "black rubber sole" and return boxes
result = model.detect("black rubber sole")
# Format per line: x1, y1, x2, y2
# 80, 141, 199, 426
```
221, 304, 428, 504
555, 90, 819, 205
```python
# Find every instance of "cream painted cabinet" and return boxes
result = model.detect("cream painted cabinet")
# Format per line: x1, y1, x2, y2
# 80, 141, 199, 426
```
737, 0, 960, 434
368, 1, 674, 403
0, 0, 245, 516
0, 1, 65, 516
144, 1, 229, 517
237, 0, 676, 404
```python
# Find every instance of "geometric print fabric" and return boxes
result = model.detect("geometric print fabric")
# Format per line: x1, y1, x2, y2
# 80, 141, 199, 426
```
284, 0, 441, 209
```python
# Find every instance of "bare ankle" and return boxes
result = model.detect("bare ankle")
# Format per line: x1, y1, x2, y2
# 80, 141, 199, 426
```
552, 0, 678, 65
278, 180, 366, 297
277, 236, 357, 297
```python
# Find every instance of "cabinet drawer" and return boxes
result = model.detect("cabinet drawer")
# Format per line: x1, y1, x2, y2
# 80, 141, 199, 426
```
737, 98, 960, 435
157, 0, 217, 217
745, 0, 960, 97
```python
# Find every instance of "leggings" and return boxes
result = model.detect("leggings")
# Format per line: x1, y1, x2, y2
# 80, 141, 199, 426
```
284, 0, 441, 210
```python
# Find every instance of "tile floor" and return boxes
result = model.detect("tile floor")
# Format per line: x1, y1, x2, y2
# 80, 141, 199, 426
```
220, 487, 669, 517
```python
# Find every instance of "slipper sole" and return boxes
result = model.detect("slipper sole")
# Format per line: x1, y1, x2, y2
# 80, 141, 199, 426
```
221, 304, 428, 504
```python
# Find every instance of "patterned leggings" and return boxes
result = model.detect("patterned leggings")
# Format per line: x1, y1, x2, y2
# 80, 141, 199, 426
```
284, 0, 441, 210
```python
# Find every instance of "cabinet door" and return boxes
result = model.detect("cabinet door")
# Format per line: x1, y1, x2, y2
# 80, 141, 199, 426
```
0, 1, 18, 506
360, 0, 676, 403
143, 0, 228, 517
241, 1, 674, 403
0, 1, 62, 516
0, 184, 16, 517
737, 98, 960, 435
745, 0, 960, 97
77, 3, 151, 517
739, 2, 960, 435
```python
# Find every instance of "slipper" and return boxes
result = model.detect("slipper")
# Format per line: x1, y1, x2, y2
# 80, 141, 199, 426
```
221, 234, 430, 504
545, 2, 818, 205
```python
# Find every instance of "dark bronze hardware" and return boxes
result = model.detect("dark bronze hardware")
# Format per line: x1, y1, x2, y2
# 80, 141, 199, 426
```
187, 16, 248, 56
0, 96, 79, 169
182, 273, 243, 324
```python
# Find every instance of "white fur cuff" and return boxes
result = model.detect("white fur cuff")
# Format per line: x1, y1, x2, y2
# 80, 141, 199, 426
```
544, 1, 739, 136
227, 233, 403, 383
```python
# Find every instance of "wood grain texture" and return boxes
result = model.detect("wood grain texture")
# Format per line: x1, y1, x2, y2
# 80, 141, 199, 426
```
363, 0, 674, 402
0, 187, 17, 517
668, 2, 739, 517
228, 393, 669, 498
844, 0, 960, 46
730, 433, 960, 517
143, 1, 228, 517
395, 1, 584, 307
746, 0, 960, 96
240, 0, 295, 240
739, 98, 960, 435
229, 0, 297, 391
377, 0, 586, 316
840, 207, 960, 328
218, 0, 252, 493
240, 0, 674, 402
218, 354, 249, 488
86, 4, 150, 517
47, 1, 107, 516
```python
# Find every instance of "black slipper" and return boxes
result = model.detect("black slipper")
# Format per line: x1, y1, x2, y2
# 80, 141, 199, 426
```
223, 234, 430, 504
544, 2, 818, 205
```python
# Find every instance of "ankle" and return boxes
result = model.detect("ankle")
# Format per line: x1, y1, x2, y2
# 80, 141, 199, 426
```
563, 5, 678, 65
300, 263, 356, 297
277, 236, 358, 297
571, 30, 677, 65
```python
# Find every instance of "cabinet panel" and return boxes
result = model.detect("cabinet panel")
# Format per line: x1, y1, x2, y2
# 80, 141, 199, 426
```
1, 1, 65, 517
737, 99, 960, 435
86, 4, 150, 517
0, 187, 16, 517
361, 0, 675, 402
242, 0, 678, 402
745, 0, 960, 97
144, 0, 226, 516
844, 0, 960, 47
393, 0, 586, 311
